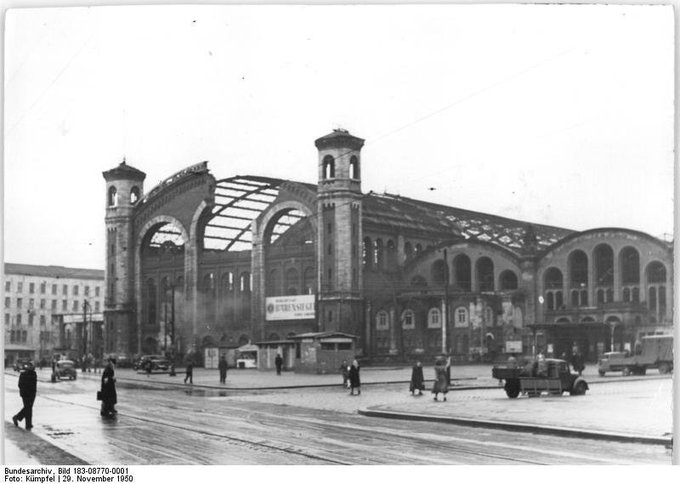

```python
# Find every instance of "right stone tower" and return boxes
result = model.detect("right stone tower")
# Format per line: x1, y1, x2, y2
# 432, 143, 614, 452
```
315, 129, 365, 341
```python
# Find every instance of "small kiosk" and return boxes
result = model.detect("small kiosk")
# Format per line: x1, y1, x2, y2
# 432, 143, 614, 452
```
256, 332, 358, 373
236, 344, 258, 369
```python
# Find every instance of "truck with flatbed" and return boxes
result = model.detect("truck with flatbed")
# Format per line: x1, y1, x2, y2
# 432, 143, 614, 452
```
492, 358, 589, 398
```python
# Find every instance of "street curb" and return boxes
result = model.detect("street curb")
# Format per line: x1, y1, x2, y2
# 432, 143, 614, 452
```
357, 408, 673, 447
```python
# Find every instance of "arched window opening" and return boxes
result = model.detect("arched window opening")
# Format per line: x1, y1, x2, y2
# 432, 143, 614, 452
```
240, 272, 251, 293
476, 257, 494, 292
453, 254, 471, 292
108, 186, 118, 207
404, 242, 413, 260
606, 288, 613, 303
597, 289, 605, 304
594, 244, 614, 286
238, 334, 250, 346
499, 270, 518, 291
349, 156, 360, 179
544, 268, 563, 289
322, 155, 335, 179
130, 186, 140, 205
401, 309, 415, 330
222, 272, 235, 292
646, 261, 667, 283
546, 292, 555, 311
410, 276, 427, 288
649, 287, 657, 311
620, 247, 640, 284
555, 291, 563, 309
571, 290, 579, 307
431, 259, 448, 286
143, 220, 186, 253
659, 286, 666, 311
267, 269, 280, 297
568, 250, 588, 288
623, 287, 631, 302
363, 237, 373, 267
303, 267, 315, 294
285, 268, 299, 295
386, 240, 397, 268
427, 308, 441, 328
374, 239, 384, 268
632, 287, 640, 303
376, 310, 389, 331
580, 290, 588, 306
455, 307, 468, 326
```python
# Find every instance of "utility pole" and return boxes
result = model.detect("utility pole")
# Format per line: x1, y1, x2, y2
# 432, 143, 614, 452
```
442, 248, 449, 355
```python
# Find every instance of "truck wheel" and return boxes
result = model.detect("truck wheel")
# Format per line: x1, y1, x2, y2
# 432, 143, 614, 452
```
598, 370, 605, 377
570, 381, 587, 396
504, 380, 520, 399
622, 367, 631, 376
659, 363, 671, 374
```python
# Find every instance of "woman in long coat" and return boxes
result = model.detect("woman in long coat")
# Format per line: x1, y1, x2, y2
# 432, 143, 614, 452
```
409, 361, 425, 396
100, 359, 117, 417
348, 359, 361, 395
431, 358, 448, 401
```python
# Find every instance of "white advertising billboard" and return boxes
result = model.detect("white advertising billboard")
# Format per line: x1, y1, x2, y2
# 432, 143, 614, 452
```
265, 295, 316, 321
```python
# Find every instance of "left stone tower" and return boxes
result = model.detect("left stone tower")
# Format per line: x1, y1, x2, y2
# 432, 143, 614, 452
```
102, 160, 146, 358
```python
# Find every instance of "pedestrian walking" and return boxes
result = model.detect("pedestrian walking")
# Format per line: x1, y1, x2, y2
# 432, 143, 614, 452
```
13, 361, 37, 430
145, 358, 153, 377
275, 353, 283, 375
409, 361, 425, 396
339, 360, 350, 388
218, 355, 228, 384
571, 349, 585, 376
431, 357, 448, 401
100, 358, 117, 418
184, 360, 194, 384
349, 359, 361, 396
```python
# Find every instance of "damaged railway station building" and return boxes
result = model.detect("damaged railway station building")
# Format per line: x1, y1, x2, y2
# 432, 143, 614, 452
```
102, 129, 673, 367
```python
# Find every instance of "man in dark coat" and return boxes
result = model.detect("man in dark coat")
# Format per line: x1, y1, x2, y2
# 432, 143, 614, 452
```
432, 357, 449, 401
274, 353, 283, 376
184, 360, 194, 384
409, 361, 425, 396
218, 355, 228, 384
13, 361, 37, 430
349, 359, 361, 395
100, 359, 117, 418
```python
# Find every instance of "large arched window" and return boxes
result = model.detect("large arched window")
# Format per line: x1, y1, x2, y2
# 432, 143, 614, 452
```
594, 244, 614, 287
620, 247, 640, 284
322, 155, 335, 179
646, 261, 667, 283
401, 309, 415, 330
363, 237, 373, 267
476, 257, 494, 292
568, 250, 588, 288
431, 259, 448, 286
285, 268, 299, 295
427, 307, 442, 328
130, 186, 140, 204
374, 239, 384, 268
499, 270, 518, 291
453, 254, 471, 292
349, 156, 360, 179
108, 186, 118, 207
544, 267, 563, 289
454, 307, 469, 327
267, 269, 280, 296
376, 310, 389, 331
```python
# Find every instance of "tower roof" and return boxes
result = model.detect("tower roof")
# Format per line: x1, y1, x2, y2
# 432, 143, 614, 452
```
314, 129, 365, 151
103, 159, 146, 182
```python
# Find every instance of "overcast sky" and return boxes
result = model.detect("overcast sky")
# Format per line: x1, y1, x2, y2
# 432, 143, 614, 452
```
3, 3, 674, 269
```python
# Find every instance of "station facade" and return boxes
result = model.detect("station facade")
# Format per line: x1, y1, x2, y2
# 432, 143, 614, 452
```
102, 130, 673, 364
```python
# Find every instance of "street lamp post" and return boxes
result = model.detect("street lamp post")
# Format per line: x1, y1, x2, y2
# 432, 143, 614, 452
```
442, 249, 449, 355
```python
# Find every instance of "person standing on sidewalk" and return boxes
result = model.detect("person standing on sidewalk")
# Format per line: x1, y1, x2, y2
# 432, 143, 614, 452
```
339, 360, 350, 388
184, 360, 194, 384
409, 361, 425, 396
349, 359, 361, 395
275, 353, 283, 375
100, 358, 117, 418
431, 357, 448, 402
218, 355, 228, 384
13, 361, 37, 430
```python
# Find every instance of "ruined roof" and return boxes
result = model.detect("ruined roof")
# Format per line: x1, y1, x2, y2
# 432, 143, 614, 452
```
198, 171, 574, 254
364, 192, 574, 254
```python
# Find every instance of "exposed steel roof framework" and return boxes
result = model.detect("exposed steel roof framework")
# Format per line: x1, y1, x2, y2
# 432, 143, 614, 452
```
203, 175, 311, 251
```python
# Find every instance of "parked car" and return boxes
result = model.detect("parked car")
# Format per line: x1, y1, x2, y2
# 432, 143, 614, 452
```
13, 358, 33, 372
492, 357, 589, 398
134, 355, 169, 371
597, 351, 629, 376
55, 360, 77, 380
